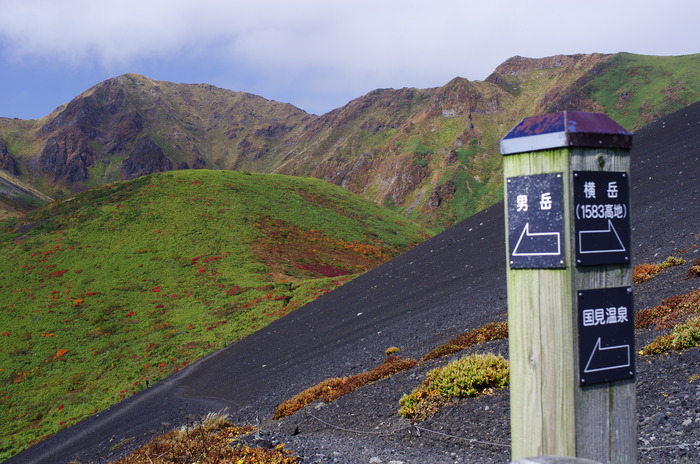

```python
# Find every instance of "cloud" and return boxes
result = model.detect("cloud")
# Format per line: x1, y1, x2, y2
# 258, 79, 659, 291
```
0, 0, 225, 66
1, 0, 698, 115
0, 1, 498, 78
2, 0, 698, 71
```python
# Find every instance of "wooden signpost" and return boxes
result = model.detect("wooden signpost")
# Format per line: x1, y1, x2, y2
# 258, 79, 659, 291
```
501, 112, 636, 464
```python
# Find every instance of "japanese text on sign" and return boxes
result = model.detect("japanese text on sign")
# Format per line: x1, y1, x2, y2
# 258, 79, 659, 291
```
578, 287, 635, 385
506, 173, 565, 269
581, 306, 629, 326
574, 171, 631, 266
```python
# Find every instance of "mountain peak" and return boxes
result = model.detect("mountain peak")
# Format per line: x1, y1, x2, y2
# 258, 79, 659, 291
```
2, 52, 699, 230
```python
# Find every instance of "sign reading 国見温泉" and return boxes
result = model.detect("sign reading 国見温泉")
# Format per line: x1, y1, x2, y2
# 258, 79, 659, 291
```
578, 286, 635, 385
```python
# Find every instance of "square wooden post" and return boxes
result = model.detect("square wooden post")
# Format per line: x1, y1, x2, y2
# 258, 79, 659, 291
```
501, 112, 636, 464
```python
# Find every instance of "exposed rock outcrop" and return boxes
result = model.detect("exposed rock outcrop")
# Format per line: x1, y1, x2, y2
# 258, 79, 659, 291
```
0, 139, 20, 176
39, 127, 97, 183
120, 136, 174, 179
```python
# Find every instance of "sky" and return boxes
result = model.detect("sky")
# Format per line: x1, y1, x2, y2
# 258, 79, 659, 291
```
0, 0, 698, 120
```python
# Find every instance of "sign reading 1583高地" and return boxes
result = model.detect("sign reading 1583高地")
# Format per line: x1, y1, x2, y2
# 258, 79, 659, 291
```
507, 172, 564, 269
574, 171, 631, 266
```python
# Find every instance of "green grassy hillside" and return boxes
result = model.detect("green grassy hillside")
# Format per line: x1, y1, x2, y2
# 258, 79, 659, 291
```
580, 53, 700, 130
0, 170, 430, 460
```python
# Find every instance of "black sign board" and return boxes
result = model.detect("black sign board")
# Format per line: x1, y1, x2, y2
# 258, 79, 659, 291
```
578, 287, 634, 385
573, 171, 631, 266
507, 173, 565, 269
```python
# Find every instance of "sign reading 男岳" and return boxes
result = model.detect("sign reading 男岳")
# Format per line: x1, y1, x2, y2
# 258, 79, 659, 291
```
507, 172, 565, 269
574, 171, 631, 266
578, 286, 634, 385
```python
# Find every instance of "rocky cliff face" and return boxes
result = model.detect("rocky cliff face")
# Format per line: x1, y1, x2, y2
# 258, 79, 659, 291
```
0, 139, 20, 176
25, 74, 313, 192
39, 127, 97, 185
2, 53, 699, 229
120, 136, 174, 179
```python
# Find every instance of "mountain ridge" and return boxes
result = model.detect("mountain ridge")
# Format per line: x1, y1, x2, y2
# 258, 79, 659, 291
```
1, 52, 699, 230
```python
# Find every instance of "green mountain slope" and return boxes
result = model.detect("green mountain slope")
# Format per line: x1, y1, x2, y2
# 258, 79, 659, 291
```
0, 170, 52, 219
579, 52, 700, 130
0, 169, 429, 459
0, 53, 698, 231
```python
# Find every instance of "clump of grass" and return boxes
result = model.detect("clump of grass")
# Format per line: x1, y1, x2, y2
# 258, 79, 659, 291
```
398, 353, 509, 422
633, 256, 687, 283
685, 257, 700, 279
110, 411, 298, 464
385, 346, 401, 356
663, 256, 687, 267
273, 355, 417, 420
633, 263, 663, 284
640, 315, 700, 355
635, 289, 700, 330
421, 321, 508, 362
272, 377, 347, 420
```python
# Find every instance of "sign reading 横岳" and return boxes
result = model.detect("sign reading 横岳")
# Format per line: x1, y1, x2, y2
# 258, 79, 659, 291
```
578, 286, 634, 385
507, 172, 565, 269
574, 171, 631, 266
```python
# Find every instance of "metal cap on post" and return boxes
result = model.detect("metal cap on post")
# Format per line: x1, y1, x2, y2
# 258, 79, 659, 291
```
502, 111, 635, 464
500, 111, 632, 155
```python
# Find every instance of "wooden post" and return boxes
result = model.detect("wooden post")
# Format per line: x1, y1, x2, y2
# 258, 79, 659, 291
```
501, 112, 636, 464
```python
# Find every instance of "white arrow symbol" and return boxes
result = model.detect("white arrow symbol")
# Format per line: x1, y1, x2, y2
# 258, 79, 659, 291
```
578, 220, 626, 254
584, 337, 631, 373
512, 223, 561, 256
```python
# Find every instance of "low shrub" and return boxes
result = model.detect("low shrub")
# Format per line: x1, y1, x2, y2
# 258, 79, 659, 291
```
662, 256, 686, 267
273, 355, 417, 420
398, 353, 509, 422
324, 355, 417, 403
633, 263, 662, 284
272, 377, 346, 420
633, 256, 687, 284
111, 412, 298, 464
421, 321, 508, 362
635, 289, 700, 330
686, 258, 700, 279
385, 346, 401, 356
640, 315, 700, 355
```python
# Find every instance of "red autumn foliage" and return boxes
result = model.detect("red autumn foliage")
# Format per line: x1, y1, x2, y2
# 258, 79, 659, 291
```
225, 285, 246, 296
294, 263, 348, 277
